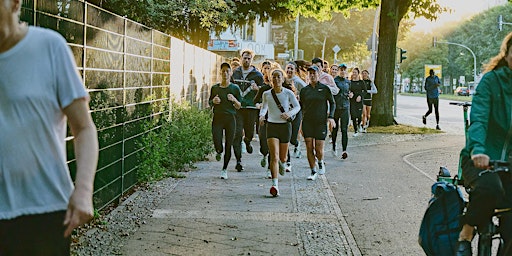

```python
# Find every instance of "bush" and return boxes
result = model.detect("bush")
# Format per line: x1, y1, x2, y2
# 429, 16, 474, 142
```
138, 101, 213, 182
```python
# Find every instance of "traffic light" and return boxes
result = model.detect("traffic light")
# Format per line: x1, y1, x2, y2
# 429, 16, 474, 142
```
399, 48, 407, 63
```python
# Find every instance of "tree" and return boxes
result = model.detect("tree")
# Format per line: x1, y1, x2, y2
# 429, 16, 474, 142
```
371, 0, 445, 126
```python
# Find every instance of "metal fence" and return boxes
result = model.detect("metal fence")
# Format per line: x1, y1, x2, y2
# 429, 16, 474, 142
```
21, 0, 223, 209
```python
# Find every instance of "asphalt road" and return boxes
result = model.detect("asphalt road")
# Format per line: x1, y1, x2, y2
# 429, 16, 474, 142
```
324, 95, 468, 255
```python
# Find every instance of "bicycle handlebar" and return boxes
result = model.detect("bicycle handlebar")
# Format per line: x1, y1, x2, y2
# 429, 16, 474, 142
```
478, 160, 510, 176
449, 102, 472, 107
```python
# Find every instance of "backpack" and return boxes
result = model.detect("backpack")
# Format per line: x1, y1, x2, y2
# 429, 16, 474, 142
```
418, 181, 466, 256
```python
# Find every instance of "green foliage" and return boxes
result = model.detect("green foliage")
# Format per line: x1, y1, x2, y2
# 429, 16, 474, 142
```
399, 4, 512, 83
137, 101, 213, 182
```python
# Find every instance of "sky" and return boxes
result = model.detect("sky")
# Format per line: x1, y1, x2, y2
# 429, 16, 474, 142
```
412, 0, 507, 33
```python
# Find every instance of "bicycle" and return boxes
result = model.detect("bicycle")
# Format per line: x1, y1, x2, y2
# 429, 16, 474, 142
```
436, 102, 512, 255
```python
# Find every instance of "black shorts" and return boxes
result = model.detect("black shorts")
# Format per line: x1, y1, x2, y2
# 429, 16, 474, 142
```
363, 99, 372, 106
302, 119, 328, 140
0, 211, 70, 255
266, 122, 291, 143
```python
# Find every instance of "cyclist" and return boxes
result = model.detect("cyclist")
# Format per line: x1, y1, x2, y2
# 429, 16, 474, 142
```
456, 32, 512, 256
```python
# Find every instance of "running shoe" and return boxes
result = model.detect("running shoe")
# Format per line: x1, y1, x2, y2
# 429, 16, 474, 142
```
332, 150, 338, 157
341, 151, 348, 159
270, 186, 279, 197
235, 162, 244, 172
278, 161, 286, 176
215, 152, 222, 161
358, 125, 363, 133
245, 141, 253, 154
353, 132, 359, 137
285, 162, 292, 172
318, 160, 326, 175
422, 115, 427, 125
220, 169, 228, 179
266, 169, 272, 179
307, 171, 318, 181
436, 125, 441, 130
260, 155, 267, 168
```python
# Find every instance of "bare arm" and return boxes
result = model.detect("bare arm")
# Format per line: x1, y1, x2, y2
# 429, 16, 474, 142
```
62, 98, 98, 237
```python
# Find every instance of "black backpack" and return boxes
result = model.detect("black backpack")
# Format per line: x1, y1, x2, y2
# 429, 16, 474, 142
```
418, 181, 466, 255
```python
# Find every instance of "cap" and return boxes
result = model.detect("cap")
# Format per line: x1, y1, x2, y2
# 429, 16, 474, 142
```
220, 62, 231, 69
339, 63, 347, 69
307, 65, 320, 72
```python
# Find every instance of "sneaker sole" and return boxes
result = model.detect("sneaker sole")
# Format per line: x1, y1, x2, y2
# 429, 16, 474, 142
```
341, 152, 348, 159
270, 187, 279, 197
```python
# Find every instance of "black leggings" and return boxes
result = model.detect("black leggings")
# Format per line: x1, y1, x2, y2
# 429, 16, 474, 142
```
233, 108, 258, 162
462, 158, 512, 246
212, 113, 236, 169
332, 108, 349, 151
350, 102, 363, 132
259, 121, 271, 165
424, 97, 439, 124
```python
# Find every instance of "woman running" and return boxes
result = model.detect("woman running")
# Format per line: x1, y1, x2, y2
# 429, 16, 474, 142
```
284, 61, 306, 164
349, 68, 366, 137
361, 69, 377, 133
259, 68, 301, 197
300, 66, 336, 181
209, 62, 242, 179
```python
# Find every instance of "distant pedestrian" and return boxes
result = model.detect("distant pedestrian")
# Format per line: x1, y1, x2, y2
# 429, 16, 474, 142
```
0, 0, 99, 254
209, 62, 242, 179
361, 69, 378, 132
349, 68, 366, 136
422, 69, 442, 130
232, 49, 264, 171
300, 66, 336, 181
259, 68, 301, 196
331, 64, 351, 159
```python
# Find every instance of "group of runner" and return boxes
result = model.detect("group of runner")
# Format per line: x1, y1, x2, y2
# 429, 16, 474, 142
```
208, 49, 377, 197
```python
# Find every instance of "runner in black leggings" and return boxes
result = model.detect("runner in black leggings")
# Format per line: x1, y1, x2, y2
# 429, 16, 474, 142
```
331, 64, 351, 159
209, 62, 242, 180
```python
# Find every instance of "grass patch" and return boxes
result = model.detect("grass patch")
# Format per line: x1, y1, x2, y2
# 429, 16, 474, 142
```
400, 92, 472, 102
366, 124, 442, 134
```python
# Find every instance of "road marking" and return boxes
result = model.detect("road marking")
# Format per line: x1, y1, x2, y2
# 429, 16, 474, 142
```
403, 151, 437, 182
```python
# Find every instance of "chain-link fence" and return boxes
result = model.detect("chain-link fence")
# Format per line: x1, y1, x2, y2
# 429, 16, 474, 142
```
21, 0, 224, 209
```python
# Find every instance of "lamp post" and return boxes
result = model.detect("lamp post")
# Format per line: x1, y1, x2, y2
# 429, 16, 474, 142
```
433, 37, 477, 83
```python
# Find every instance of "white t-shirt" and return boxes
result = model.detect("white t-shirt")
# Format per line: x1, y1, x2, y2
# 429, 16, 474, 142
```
0, 27, 88, 219
259, 88, 300, 123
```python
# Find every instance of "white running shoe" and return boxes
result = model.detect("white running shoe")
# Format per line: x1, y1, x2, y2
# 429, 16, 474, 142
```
307, 172, 318, 181
266, 169, 272, 179
318, 161, 326, 175
270, 186, 279, 197
353, 132, 359, 137
285, 162, 292, 172
261, 155, 267, 168
332, 150, 338, 157
241, 141, 246, 153
220, 169, 228, 179
358, 125, 363, 133
278, 161, 286, 176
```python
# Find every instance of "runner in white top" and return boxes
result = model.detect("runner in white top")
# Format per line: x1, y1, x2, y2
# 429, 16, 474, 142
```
259, 68, 300, 197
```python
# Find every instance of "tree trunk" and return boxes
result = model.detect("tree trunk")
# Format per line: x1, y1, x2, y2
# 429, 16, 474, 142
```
371, 0, 411, 126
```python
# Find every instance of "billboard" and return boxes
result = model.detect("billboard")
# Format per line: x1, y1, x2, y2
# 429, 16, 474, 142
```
424, 65, 442, 78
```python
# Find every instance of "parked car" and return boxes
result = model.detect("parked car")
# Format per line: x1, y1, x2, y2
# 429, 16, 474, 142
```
455, 86, 470, 96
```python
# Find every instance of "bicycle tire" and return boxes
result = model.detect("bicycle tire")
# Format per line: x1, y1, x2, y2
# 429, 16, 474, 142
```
478, 235, 492, 256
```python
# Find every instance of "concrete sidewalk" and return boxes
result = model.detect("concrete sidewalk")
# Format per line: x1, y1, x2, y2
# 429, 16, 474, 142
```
118, 140, 362, 256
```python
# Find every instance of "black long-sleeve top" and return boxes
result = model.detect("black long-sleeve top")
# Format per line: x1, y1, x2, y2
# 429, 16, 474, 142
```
299, 82, 335, 123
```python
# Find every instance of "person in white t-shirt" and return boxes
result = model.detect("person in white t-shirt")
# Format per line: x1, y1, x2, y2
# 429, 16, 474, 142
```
0, 0, 98, 254
258, 68, 301, 197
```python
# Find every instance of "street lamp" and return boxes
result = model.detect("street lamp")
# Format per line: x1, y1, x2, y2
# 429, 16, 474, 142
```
433, 37, 477, 83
